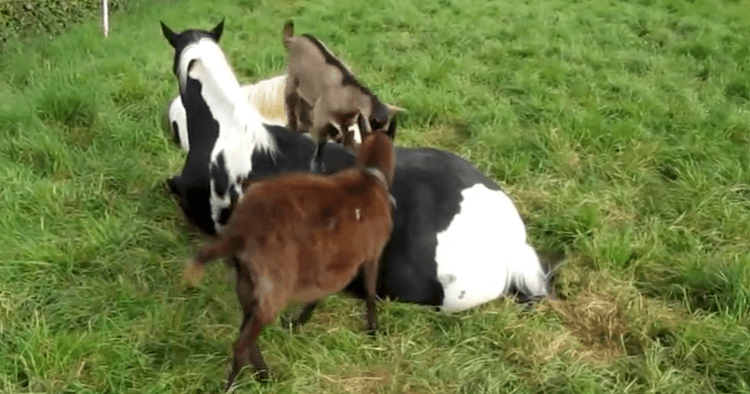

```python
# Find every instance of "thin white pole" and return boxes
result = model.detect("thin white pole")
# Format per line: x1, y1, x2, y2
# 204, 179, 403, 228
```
103, 0, 109, 37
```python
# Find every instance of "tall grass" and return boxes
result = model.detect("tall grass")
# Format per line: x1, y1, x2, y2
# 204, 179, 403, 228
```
1, 0, 749, 392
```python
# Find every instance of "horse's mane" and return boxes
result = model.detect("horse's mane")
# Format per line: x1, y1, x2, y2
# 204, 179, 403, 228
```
177, 38, 276, 154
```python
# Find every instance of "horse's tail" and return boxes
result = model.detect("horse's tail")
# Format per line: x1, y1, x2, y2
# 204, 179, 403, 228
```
184, 235, 245, 286
355, 117, 396, 188
537, 248, 566, 300
282, 20, 294, 48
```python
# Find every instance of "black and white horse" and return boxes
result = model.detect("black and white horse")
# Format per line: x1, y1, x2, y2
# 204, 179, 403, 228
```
164, 74, 364, 153
160, 20, 557, 314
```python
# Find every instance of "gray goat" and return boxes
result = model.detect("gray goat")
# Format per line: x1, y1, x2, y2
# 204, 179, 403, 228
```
282, 20, 404, 172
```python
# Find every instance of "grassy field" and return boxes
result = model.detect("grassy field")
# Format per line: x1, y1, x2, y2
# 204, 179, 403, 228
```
1, 0, 749, 392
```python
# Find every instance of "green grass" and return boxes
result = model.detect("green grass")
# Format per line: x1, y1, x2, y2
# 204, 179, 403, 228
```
0, 0, 129, 47
2, 0, 750, 392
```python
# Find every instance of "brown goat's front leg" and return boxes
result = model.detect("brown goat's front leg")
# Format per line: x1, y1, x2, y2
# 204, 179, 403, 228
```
225, 311, 269, 391
362, 261, 379, 335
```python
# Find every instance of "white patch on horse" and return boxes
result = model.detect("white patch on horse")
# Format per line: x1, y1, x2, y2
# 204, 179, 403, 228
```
434, 183, 548, 312
438, 273, 456, 287
168, 98, 189, 152
168, 75, 288, 153
167, 72, 361, 154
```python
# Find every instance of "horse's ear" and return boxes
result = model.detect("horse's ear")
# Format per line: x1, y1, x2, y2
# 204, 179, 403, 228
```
160, 21, 178, 48
210, 18, 225, 42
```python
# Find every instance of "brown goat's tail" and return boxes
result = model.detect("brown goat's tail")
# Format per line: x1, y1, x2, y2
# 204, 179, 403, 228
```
356, 121, 396, 188
282, 20, 294, 48
183, 235, 245, 286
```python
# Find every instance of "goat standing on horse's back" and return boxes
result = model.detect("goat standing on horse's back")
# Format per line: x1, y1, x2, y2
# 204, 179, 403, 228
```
282, 20, 403, 173
183, 127, 396, 390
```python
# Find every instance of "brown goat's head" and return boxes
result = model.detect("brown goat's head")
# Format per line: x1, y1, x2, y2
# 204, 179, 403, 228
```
369, 101, 404, 141
355, 117, 396, 189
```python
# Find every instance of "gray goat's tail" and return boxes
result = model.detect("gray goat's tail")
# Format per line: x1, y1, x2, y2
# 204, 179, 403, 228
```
282, 20, 294, 48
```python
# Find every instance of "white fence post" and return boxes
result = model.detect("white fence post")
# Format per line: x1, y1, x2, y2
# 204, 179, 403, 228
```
103, 0, 109, 37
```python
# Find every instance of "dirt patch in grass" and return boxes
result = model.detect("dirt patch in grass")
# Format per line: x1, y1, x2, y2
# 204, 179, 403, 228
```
539, 274, 689, 364
320, 366, 392, 394
547, 291, 628, 363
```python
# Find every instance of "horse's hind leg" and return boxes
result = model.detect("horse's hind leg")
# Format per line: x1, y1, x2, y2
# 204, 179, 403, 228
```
362, 260, 379, 334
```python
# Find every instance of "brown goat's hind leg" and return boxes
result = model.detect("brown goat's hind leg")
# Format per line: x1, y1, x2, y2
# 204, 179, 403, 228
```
294, 300, 319, 328
225, 312, 269, 391
280, 300, 318, 330
362, 261, 379, 335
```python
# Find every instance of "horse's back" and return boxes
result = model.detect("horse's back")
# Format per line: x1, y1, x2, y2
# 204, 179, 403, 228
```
379, 146, 544, 310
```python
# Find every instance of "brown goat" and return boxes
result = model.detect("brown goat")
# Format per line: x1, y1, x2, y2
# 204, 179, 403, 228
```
183, 125, 396, 390
282, 20, 404, 172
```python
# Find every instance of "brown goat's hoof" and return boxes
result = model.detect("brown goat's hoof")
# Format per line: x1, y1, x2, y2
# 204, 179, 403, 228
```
255, 368, 272, 383
224, 370, 271, 392
280, 316, 299, 331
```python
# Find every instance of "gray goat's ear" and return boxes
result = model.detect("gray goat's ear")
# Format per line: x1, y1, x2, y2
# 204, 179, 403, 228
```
385, 103, 407, 114
210, 18, 225, 42
283, 20, 294, 38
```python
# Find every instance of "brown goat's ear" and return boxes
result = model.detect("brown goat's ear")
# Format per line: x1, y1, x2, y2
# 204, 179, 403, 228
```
160, 21, 178, 48
386, 115, 397, 140
210, 18, 225, 42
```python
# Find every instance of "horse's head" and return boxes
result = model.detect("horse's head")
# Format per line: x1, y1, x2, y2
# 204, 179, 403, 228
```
159, 20, 277, 238
160, 20, 224, 89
